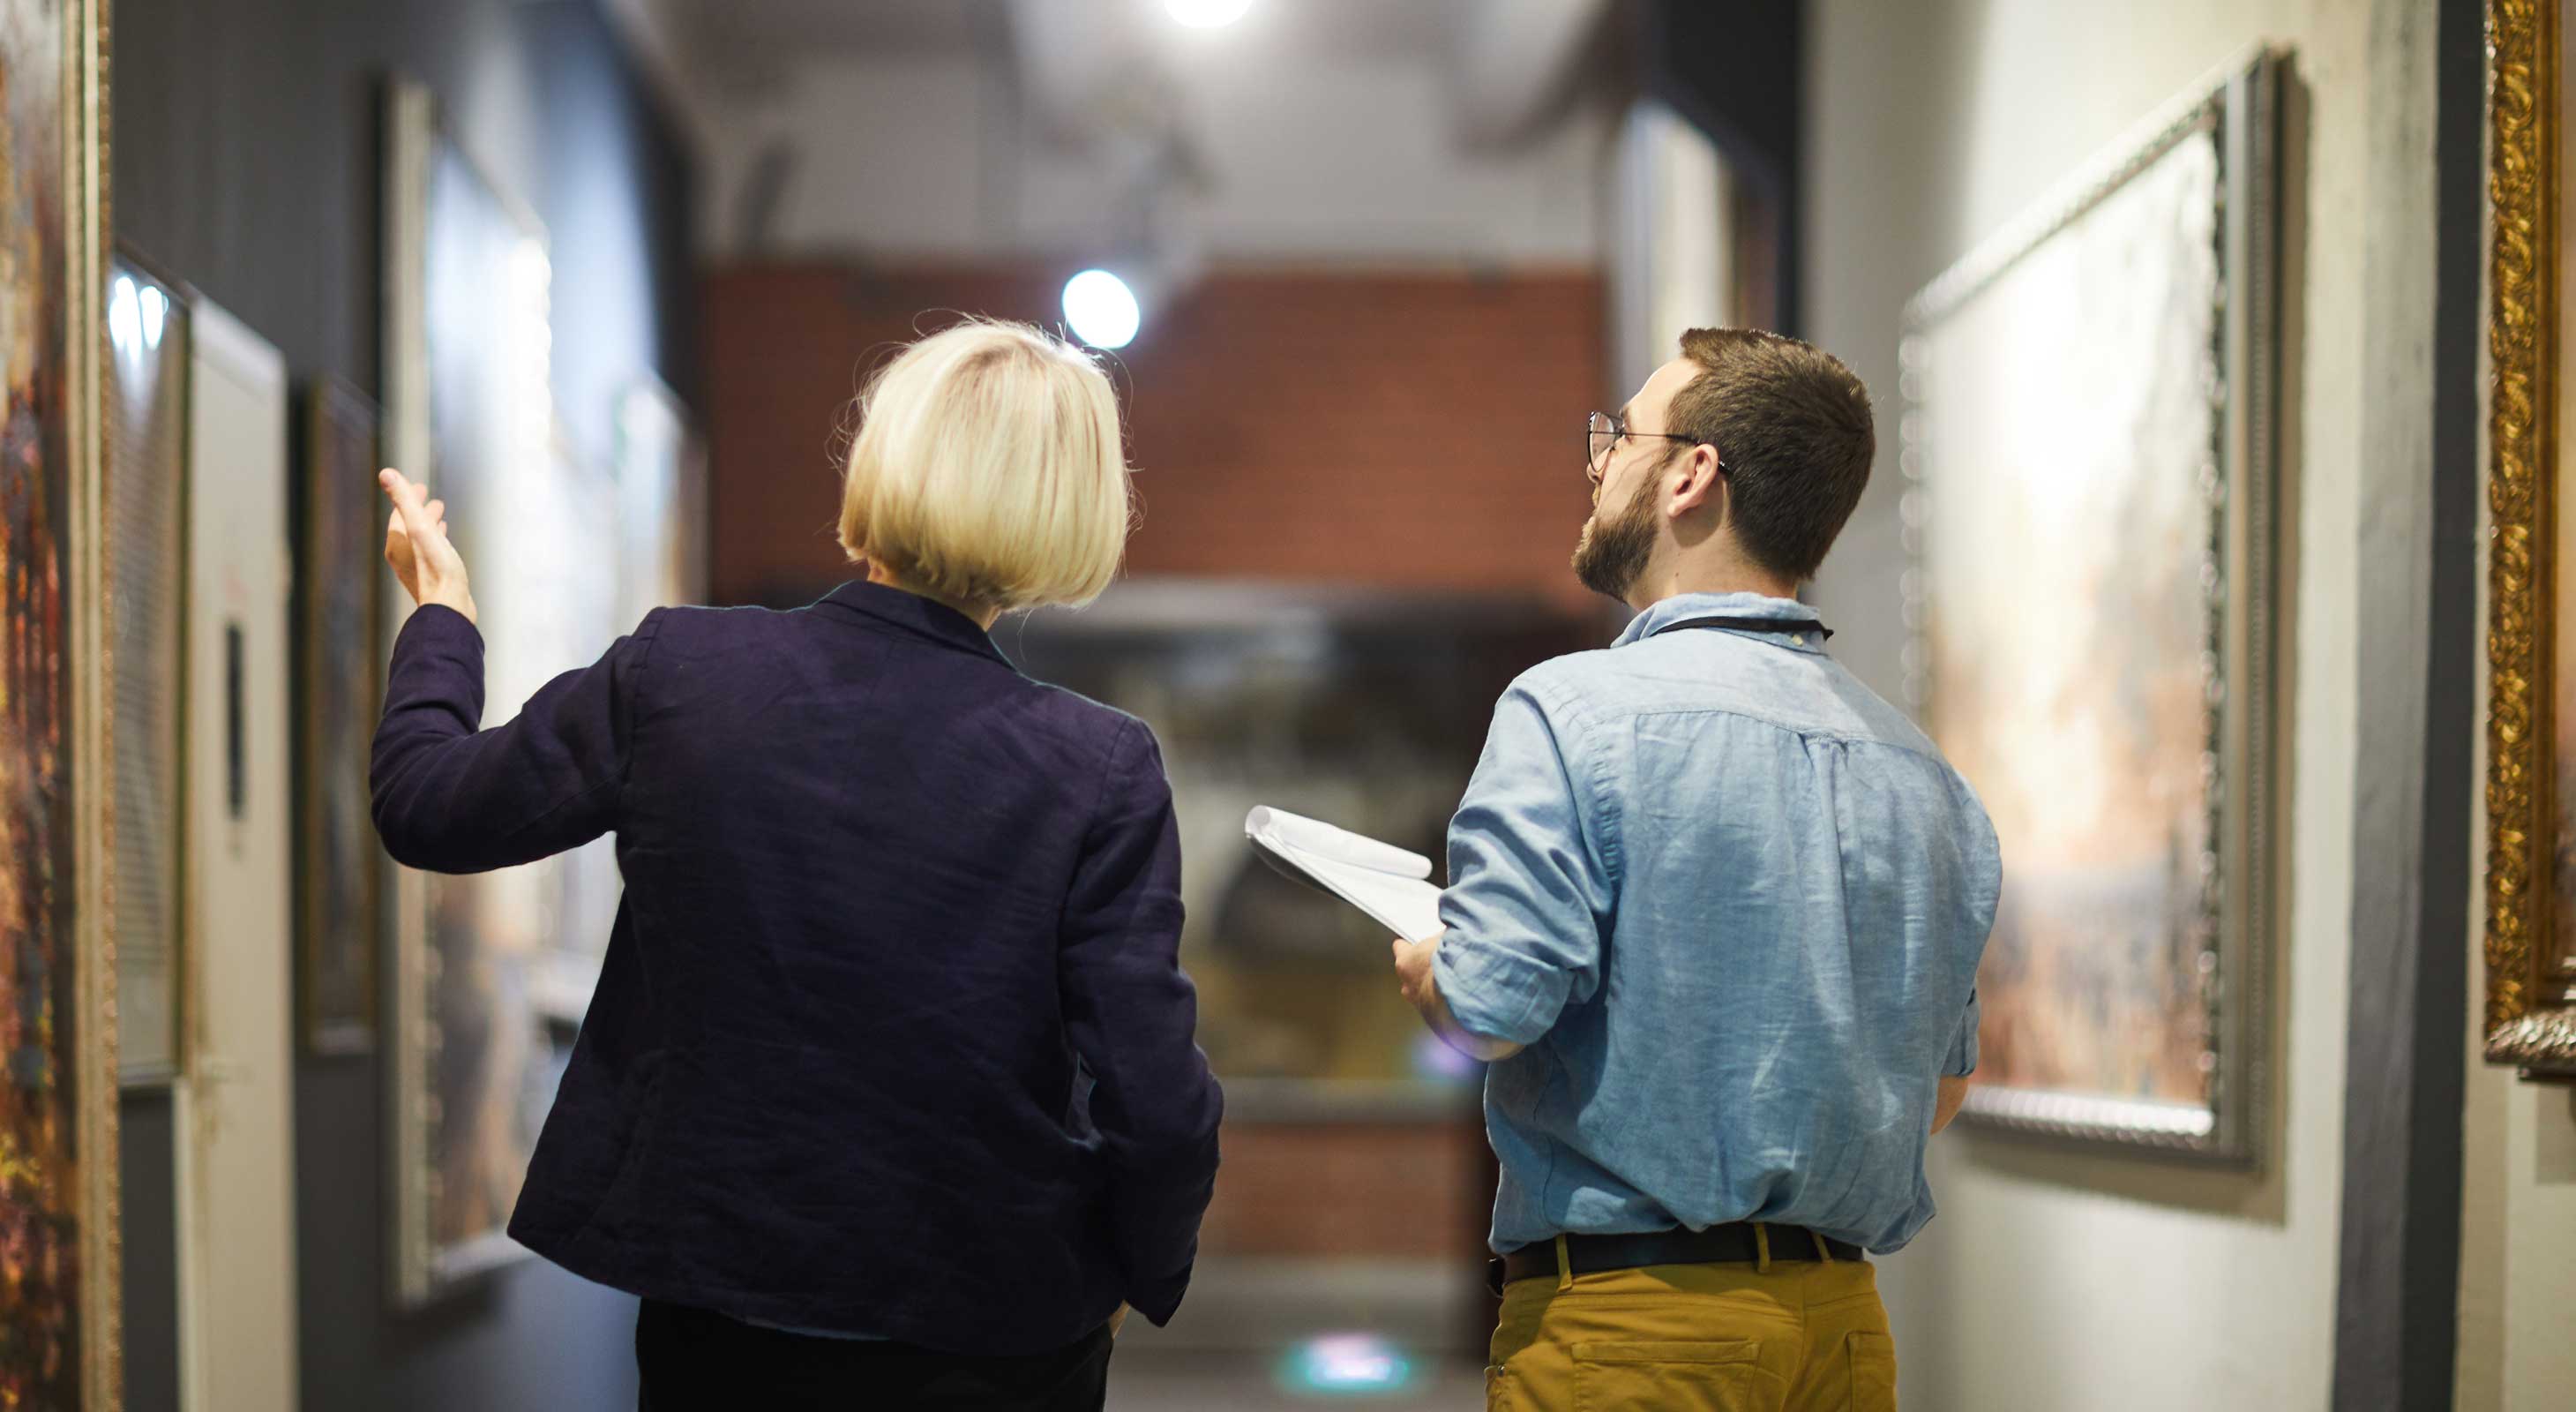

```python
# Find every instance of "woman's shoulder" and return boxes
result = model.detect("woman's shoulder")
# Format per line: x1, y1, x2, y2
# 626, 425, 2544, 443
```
1018, 680, 1159, 755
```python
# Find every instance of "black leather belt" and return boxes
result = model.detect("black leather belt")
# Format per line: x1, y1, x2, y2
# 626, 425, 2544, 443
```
1491, 1224, 1867, 1293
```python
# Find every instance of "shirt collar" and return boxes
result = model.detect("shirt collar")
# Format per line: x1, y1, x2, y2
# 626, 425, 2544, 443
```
1614, 591, 1828, 651
814, 580, 1019, 671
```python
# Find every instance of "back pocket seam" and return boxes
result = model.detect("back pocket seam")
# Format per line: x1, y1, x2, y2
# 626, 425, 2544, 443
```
1573, 1340, 1761, 1366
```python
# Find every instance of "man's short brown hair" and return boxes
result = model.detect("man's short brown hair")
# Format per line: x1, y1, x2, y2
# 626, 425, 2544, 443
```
1666, 327, 1876, 582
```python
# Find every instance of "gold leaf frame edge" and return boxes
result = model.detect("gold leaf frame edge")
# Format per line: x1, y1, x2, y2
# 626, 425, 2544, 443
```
76, 0, 124, 1401
2484, 0, 2576, 1076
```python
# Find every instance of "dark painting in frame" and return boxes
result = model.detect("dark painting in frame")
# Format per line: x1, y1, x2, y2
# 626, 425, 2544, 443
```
298, 378, 383, 1056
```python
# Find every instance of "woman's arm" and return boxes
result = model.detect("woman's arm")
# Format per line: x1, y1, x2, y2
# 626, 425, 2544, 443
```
368, 464, 660, 874
1059, 719, 1224, 1327
371, 606, 663, 875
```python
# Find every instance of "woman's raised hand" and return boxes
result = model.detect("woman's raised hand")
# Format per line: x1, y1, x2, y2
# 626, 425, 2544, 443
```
378, 468, 477, 626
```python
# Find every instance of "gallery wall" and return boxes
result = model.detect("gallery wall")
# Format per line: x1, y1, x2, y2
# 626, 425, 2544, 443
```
2453, 882, 2576, 1408
1805, 0, 2394, 1406
112, 0, 693, 1408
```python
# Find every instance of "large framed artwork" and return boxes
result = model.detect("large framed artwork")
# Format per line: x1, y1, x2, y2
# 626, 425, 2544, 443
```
2482, 0, 2576, 1078
383, 76, 569, 1303
297, 379, 382, 1056
0, 0, 117, 1403
1900, 49, 2282, 1159
106, 255, 187, 1087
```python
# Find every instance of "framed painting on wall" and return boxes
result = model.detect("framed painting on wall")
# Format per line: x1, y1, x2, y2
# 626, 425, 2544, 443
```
0, 0, 118, 1404
2481, 0, 2576, 1077
1900, 49, 2282, 1159
106, 255, 190, 1086
297, 379, 383, 1056
383, 75, 566, 1303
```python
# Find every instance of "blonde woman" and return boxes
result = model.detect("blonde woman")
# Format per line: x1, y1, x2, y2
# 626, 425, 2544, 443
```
371, 320, 1221, 1411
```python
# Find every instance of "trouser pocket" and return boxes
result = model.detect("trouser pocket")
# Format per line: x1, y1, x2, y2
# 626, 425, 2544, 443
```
1846, 1332, 1897, 1411
1570, 1340, 1786, 1412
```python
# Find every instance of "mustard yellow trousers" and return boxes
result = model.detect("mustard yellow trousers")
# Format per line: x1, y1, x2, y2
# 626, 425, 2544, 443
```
1486, 1241, 1897, 1412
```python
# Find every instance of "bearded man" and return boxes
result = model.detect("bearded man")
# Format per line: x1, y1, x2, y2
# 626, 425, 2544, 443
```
1391, 328, 2000, 1412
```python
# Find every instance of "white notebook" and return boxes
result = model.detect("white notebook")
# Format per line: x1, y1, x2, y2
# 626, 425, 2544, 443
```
1244, 806, 1444, 943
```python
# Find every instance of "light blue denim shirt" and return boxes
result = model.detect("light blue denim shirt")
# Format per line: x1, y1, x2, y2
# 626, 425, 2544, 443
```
1434, 592, 1999, 1255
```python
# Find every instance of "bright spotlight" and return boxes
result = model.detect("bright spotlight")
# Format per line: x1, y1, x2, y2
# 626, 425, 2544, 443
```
1166, 0, 1252, 29
108, 274, 139, 354
139, 285, 168, 349
1063, 269, 1141, 349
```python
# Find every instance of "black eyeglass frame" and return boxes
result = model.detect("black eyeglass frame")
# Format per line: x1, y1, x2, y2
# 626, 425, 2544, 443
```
1585, 410, 1724, 484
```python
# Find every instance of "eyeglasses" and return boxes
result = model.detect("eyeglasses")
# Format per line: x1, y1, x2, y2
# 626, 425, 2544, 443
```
1586, 410, 1716, 484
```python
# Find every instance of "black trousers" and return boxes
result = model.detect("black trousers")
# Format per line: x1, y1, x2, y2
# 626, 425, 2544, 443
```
634, 1299, 1114, 1411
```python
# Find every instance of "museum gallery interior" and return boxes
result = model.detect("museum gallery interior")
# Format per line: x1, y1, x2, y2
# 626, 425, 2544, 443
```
0, 0, 2567, 1408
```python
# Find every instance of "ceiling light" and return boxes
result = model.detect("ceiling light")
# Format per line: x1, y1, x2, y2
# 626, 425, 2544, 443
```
109, 274, 139, 354
1165, 0, 1253, 29
1063, 269, 1142, 349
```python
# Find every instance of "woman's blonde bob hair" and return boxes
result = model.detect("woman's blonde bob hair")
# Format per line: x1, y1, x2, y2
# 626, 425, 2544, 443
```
839, 319, 1134, 611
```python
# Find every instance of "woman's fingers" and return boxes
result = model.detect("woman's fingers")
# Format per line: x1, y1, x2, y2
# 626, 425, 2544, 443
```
379, 469, 446, 557
384, 507, 422, 599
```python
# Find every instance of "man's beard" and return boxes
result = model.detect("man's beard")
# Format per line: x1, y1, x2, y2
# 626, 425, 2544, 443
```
1571, 469, 1659, 601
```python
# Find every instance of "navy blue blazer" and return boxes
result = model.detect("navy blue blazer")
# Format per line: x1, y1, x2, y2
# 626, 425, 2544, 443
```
371, 580, 1224, 1354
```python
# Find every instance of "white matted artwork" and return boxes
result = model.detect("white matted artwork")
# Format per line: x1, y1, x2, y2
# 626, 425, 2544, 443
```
1899, 49, 2282, 1161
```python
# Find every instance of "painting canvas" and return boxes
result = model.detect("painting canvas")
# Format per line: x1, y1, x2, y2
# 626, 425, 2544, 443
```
0, 0, 115, 1402
298, 380, 382, 1055
384, 77, 571, 1301
1902, 52, 2279, 1158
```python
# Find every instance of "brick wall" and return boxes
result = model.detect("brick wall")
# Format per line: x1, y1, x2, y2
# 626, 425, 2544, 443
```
700, 262, 1607, 611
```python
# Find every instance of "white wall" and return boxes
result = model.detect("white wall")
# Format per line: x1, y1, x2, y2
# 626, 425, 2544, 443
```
1806, 2, 2388, 1407
694, 48, 1610, 267
2457, 867, 2576, 1411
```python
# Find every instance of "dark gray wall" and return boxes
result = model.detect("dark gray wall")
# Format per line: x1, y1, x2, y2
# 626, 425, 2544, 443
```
112, 2, 693, 1408
2330, 0, 2480, 1405
118, 1093, 179, 1412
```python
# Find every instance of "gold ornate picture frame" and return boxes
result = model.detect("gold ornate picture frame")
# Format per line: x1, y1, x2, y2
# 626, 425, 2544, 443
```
2484, 0, 2576, 1078
0, 0, 118, 1404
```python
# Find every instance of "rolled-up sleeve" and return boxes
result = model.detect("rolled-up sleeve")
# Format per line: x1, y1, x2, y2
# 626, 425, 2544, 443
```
1943, 988, 1981, 1077
1434, 680, 1615, 1048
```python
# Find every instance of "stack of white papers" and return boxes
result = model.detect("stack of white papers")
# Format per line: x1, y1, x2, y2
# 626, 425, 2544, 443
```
1244, 806, 1444, 943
